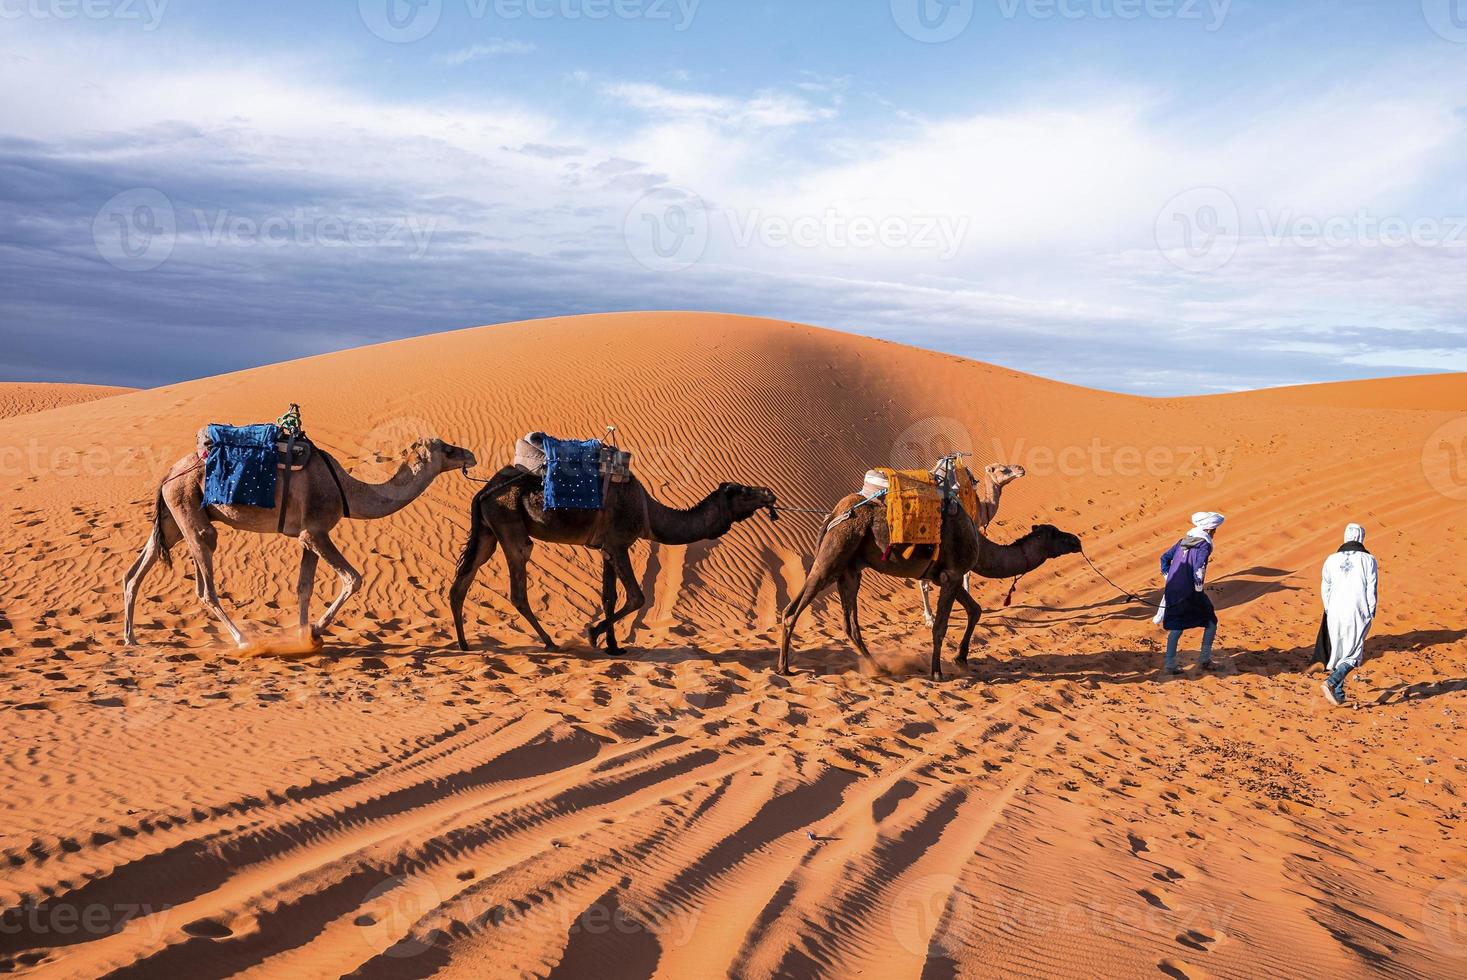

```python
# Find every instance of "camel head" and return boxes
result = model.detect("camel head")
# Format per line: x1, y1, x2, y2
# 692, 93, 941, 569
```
1030, 523, 1082, 557
985, 462, 1027, 488
411, 437, 478, 475
718, 482, 779, 522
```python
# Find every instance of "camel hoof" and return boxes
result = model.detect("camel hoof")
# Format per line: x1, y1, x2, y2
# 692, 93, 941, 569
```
543, 641, 561, 653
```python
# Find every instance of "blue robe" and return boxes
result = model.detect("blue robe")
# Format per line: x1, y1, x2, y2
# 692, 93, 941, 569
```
1160, 535, 1217, 631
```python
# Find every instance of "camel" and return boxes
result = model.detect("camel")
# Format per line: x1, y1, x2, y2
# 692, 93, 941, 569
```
123, 436, 476, 647
919, 462, 1026, 625
450, 470, 777, 654
778, 482, 1079, 678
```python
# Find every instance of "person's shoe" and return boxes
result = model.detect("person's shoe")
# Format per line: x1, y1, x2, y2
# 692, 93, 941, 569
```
1166, 666, 1183, 676
1199, 660, 1217, 672
1321, 682, 1343, 707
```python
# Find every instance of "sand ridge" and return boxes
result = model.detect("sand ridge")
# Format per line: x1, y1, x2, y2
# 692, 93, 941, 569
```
0, 383, 135, 421
0, 313, 1463, 977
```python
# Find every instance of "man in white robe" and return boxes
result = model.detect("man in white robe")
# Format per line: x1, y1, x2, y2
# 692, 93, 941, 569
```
1320, 523, 1379, 707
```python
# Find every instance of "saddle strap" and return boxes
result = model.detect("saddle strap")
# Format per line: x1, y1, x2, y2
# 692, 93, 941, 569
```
322, 451, 352, 520
582, 469, 617, 548
276, 431, 299, 534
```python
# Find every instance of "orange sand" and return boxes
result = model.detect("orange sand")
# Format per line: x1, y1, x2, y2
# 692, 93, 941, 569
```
0, 313, 1463, 977
0, 383, 133, 421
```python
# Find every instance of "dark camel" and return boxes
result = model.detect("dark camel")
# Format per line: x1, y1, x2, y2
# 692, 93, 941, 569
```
779, 489, 1081, 677
124, 437, 476, 646
450, 470, 777, 653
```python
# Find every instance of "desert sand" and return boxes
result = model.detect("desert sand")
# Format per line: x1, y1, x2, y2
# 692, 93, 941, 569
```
0, 384, 133, 421
1, 312, 1463, 978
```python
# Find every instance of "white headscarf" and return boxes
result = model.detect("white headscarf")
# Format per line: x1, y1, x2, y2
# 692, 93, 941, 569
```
1189, 511, 1225, 540
1344, 523, 1366, 544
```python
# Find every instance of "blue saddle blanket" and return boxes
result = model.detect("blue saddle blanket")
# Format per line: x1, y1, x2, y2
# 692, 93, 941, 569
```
543, 437, 604, 510
203, 424, 281, 508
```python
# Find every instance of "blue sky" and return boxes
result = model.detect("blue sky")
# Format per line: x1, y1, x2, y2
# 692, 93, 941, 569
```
2, 0, 1465, 392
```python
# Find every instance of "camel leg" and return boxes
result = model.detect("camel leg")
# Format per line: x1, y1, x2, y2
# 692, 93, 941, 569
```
836, 567, 876, 670
296, 546, 319, 631
449, 517, 499, 651
954, 587, 982, 667
778, 551, 845, 675
929, 574, 963, 680
498, 524, 558, 652
181, 521, 248, 648
301, 530, 363, 637
592, 547, 644, 655
587, 554, 619, 650
122, 514, 181, 646
919, 580, 935, 628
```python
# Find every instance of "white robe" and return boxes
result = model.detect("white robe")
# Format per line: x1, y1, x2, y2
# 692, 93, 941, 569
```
1321, 549, 1378, 672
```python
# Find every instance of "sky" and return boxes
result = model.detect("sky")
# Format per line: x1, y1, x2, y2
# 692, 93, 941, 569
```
1, 0, 1465, 393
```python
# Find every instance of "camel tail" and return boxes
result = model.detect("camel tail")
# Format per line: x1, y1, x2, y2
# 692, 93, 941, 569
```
454, 489, 488, 582
151, 487, 173, 568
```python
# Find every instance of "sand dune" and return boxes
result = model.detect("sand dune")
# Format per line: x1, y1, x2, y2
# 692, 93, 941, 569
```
1, 313, 1463, 978
0, 383, 134, 421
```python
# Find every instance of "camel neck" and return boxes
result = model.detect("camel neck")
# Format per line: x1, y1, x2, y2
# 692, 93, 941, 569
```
975, 532, 1050, 578
333, 454, 440, 519
643, 487, 733, 545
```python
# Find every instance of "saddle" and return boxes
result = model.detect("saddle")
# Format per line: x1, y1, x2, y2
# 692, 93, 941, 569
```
196, 412, 349, 533
514, 431, 633, 486
861, 463, 981, 561
195, 426, 312, 473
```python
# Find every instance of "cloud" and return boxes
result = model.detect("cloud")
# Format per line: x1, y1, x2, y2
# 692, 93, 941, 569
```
601, 81, 836, 128
4, 22, 1467, 393
437, 39, 537, 66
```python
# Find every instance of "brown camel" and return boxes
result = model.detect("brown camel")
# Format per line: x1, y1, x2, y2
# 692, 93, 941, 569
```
124, 436, 476, 647
919, 461, 1026, 624
779, 484, 1080, 677
450, 469, 777, 654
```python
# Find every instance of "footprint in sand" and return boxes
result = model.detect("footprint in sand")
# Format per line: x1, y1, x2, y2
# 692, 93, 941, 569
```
1176, 927, 1224, 952
1158, 958, 1210, 979
181, 917, 234, 939
1138, 887, 1171, 910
